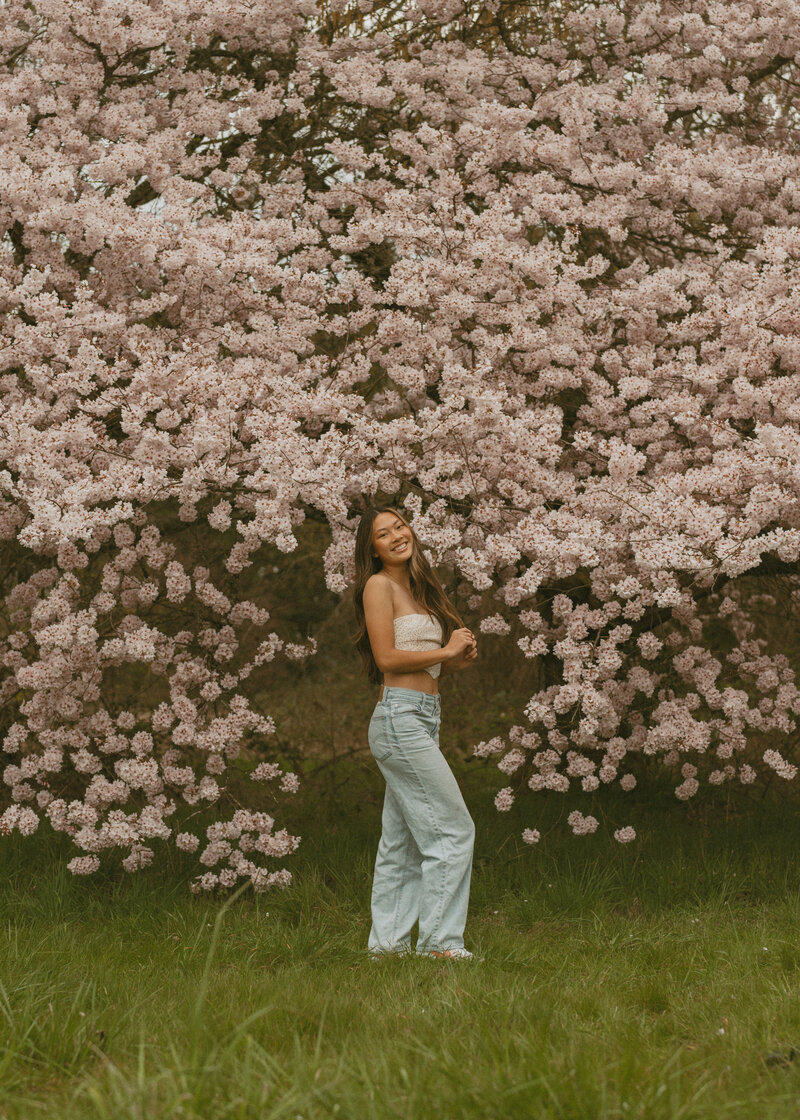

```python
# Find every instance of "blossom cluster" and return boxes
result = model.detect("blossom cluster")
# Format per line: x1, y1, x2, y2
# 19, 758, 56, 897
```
0, 541, 307, 889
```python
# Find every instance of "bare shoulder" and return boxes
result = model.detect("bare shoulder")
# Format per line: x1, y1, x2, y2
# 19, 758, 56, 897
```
363, 572, 394, 610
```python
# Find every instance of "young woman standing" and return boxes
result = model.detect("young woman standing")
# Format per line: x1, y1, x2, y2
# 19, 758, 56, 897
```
353, 506, 479, 959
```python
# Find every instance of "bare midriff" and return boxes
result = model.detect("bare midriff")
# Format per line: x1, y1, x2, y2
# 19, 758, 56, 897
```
379, 670, 439, 701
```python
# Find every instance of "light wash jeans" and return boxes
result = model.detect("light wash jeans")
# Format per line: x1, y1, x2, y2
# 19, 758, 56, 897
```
367, 686, 475, 955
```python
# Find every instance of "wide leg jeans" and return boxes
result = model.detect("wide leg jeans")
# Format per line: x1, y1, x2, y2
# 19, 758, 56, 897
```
367, 686, 475, 955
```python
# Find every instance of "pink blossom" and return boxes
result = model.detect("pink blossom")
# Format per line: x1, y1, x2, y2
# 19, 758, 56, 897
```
567, 810, 599, 836
763, 749, 798, 780
67, 855, 101, 875
253, 762, 282, 782
473, 737, 506, 759
675, 778, 700, 801
498, 749, 525, 775
480, 615, 511, 635
494, 787, 515, 812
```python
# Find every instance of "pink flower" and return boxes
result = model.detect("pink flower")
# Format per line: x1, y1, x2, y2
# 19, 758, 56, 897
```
498, 749, 525, 775
253, 762, 282, 782
567, 810, 598, 836
67, 855, 100, 875
763, 749, 798, 780
494, 787, 515, 812
479, 614, 511, 635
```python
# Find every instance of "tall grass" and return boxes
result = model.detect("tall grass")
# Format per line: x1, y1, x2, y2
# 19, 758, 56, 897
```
2, 762, 800, 1119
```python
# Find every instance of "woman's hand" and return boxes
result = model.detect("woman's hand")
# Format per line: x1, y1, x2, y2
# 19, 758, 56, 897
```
451, 644, 478, 670
444, 627, 476, 661
440, 633, 477, 675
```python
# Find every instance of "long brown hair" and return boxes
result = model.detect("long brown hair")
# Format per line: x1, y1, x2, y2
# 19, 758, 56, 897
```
352, 506, 464, 685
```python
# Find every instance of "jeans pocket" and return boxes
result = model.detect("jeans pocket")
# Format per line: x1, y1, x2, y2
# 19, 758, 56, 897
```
385, 707, 433, 753
368, 710, 393, 763
385, 700, 422, 718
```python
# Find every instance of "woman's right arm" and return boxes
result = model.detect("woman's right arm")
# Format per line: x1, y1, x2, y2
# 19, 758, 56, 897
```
363, 577, 473, 675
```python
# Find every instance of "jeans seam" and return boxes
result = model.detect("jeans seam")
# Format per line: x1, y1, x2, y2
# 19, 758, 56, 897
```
370, 781, 420, 952
399, 724, 448, 952
395, 826, 418, 945
388, 808, 409, 940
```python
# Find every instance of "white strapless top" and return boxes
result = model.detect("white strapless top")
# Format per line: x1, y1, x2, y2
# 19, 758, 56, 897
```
393, 613, 444, 680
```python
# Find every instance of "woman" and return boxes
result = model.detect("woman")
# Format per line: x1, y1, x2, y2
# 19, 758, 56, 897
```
353, 506, 479, 959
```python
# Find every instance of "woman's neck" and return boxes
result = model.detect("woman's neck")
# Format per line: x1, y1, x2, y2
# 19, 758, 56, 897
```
381, 564, 411, 592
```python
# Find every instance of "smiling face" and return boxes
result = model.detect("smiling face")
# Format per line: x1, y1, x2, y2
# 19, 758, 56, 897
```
371, 511, 414, 568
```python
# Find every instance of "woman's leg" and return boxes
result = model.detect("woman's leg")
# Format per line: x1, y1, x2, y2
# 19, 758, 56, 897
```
367, 782, 422, 954
372, 698, 474, 954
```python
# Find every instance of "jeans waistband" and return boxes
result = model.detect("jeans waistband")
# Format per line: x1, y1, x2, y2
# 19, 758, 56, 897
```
381, 686, 440, 714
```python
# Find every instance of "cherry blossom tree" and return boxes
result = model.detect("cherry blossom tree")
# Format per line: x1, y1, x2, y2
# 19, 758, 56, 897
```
2, 0, 800, 874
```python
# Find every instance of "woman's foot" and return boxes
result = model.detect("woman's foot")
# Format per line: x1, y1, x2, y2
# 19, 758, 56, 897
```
368, 945, 412, 960
423, 947, 474, 960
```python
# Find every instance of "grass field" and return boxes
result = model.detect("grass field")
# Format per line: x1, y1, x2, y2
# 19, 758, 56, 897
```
3, 758, 800, 1120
